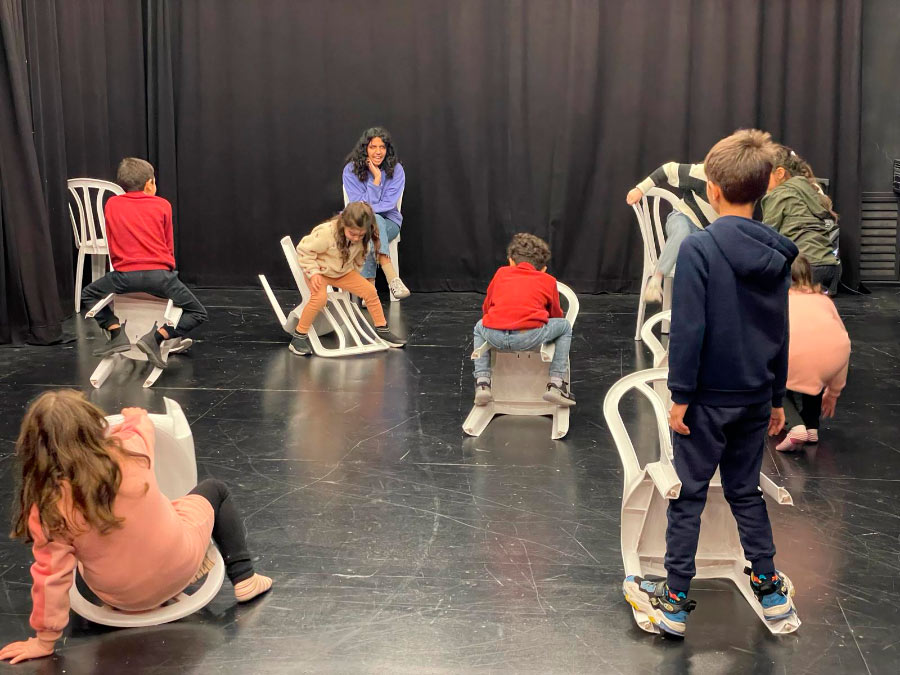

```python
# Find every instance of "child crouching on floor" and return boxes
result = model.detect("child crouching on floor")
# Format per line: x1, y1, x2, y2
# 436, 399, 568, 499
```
0, 391, 271, 664
472, 233, 575, 407
290, 201, 406, 355
775, 255, 851, 452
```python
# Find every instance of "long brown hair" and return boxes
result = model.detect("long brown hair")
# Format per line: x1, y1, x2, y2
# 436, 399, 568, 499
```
11, 390, 148, 542
333, 201, 378, 264
791, 255, 823, 294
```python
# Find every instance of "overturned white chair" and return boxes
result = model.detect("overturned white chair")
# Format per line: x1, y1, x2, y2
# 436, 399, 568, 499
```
463, 282, 579, 440
258, 235, 390, 357
69, 398, 225, 627
342, 185, 404, 302
641, 310, 671, 369
86, 293, 191, 388
603, 368, 800, 635
632, 187, 681, 341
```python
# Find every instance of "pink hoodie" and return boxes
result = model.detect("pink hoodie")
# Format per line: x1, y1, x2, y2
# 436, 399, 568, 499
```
27, 408, 214, 641
786, 289, 851, 402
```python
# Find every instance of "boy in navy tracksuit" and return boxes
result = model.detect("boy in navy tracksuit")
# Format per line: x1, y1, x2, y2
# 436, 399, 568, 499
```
624, 129, 800, 636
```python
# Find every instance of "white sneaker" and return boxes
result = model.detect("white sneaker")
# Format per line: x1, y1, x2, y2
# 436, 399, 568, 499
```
389, 277, 411, 300
644, 275, 663, 303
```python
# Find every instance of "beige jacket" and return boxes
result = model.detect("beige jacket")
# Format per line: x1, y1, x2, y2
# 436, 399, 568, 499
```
295, 220, 366, 278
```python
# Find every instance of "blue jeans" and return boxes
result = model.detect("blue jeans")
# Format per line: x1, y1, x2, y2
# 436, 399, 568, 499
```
473, 318, 573, 380
654, 211, 701, 277
362, 214, 401, 278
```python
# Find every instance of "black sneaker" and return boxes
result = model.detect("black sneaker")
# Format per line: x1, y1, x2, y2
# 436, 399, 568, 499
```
543, 381, 576, 407
93, 324, 132, 357
288, 332, 312, 356
623, 576, 696, 637
136, 323, 167, 369
375, 326, 407, 348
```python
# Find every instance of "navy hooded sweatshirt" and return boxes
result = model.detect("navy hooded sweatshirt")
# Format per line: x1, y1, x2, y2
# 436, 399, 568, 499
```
668, 216, 799, 408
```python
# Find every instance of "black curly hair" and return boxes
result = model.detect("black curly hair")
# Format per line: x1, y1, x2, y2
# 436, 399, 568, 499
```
506, 233, 551, 269
344, 127, 399, 183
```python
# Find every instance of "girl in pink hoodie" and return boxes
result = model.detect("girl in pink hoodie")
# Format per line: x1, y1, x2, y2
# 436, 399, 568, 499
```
776, 256, 851, 452
0, 390, 272, 664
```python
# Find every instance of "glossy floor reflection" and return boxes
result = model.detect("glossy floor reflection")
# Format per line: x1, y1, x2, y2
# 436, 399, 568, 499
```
1, 288, 899, 674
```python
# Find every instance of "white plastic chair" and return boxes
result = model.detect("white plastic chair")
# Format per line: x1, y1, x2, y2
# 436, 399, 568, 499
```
68, 178, 124, 312
342, 185, 403, 302
640, 310, 672, 369
462, 282, 579, 440
258, 236, 390, 357
603, 368, 800, 635
85, 293, 186, 388
631, 187, 681, 340
69, 398, 225, 627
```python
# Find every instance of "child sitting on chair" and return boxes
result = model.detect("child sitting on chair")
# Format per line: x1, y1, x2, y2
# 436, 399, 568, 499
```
81, 158, 207, 370
623, 129, 799, 636
0, 391, 271, 664
775, 255, 851, 452
290, 201, 406, 356
472, 233, 575, 407
626, 161, 717, 303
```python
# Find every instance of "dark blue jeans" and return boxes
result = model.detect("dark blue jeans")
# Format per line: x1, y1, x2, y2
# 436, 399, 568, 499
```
665, 402, 777, 592
81, 270, 207, 337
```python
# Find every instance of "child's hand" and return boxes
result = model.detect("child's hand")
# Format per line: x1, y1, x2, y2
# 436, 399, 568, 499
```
308, 274, 324, 293
768, 407, 786, 435
668, 403, 690, 435
0, 637, 55, 664
821, 396, 837, 418
626, 188, 644, 205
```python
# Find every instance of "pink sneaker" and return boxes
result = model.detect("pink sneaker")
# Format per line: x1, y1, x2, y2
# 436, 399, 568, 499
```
775, 425, 808, 452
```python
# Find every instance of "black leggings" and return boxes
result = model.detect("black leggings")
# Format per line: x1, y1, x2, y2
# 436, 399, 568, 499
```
784, 389, 823, 430
189, 479, 254, 584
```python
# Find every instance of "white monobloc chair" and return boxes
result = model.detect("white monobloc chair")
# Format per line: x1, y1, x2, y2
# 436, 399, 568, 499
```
258, 236, 390, 357
69, 398, 225, 627
68, 179, 124, 312
463, 282, 579, 440
603, 368, 800, 635
641, 310, 672, 369
632, 187, 683, 341
342, 185, 404, 302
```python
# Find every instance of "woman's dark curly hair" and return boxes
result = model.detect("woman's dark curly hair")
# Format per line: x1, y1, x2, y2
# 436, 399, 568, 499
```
332, 201, 379, 265
344, 127, 400, 183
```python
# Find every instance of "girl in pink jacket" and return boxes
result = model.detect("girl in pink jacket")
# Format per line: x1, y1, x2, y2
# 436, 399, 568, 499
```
0, 390, 272, 664
776, 256, 851, 452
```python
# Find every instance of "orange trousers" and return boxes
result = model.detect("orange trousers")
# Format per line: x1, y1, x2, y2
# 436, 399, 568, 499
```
296, 270, 385, 334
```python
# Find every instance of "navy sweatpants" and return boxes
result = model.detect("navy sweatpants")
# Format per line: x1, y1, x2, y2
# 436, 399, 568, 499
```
665, 402, 777, 593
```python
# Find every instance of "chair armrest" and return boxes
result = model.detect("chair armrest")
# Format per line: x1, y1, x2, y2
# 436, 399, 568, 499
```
85, 293, 115, 318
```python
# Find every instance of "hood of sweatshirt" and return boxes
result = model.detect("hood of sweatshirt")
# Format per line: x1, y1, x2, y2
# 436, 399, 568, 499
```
706, 216, 799, 282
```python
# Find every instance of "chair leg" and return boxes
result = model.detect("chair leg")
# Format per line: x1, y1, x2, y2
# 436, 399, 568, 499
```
662, 277, 673, 334
90, 356, 116, 389
75, 249, 86, 313
551, 406, 570, 440
91, 254, 106, 282
143, 366, 164, 388
635, 275, 649, 341
463, 404, 496, 437
389, 238, 400, 302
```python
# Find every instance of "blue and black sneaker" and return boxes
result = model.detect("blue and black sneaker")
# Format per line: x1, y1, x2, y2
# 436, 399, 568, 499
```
745, 567, 796, 621
623, 576, 696, 637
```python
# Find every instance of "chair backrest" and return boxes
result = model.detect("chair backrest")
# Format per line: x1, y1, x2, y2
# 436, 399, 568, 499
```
68, 178, 124, 249
630, 187, 681, 269
342, 184, 404, 212
640, 310, 671, 368
280, 235, 311, 303
104, 398, 196, 498
556, 282, 579, 328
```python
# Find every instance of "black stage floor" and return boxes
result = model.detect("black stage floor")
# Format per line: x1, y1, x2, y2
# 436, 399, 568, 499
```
1, 288, 899, 674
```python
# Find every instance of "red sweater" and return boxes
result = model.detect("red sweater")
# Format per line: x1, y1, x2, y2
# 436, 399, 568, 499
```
104, 192, 175, 272
482, 262, 564, 330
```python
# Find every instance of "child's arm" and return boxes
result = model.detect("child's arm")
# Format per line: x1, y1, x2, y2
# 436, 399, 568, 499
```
342, 163, 367, 203
482, 274, 498, 316
0, 507, 78, 662
667, 238, 708, 408
295, 227, 333, 277
547, 281, 564, 319
364, 164, 405, 214
634, 162, 706, 197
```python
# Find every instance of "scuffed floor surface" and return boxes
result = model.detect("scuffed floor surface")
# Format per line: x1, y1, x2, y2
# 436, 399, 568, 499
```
0, 287, 898, 674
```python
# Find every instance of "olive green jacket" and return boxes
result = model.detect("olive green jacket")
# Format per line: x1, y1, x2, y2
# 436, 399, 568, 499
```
761, 176, 838, 266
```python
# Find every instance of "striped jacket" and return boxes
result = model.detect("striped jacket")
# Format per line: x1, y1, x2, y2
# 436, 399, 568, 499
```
636, 162, 718, 229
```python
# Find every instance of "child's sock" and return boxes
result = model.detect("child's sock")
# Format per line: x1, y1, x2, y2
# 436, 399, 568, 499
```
476, 376, 491, 387
380, 259, 399, 282
154, 329, 168, 345
190, 552, 217, 583
549, 375, 564, 388
234, 573, 273, 602
666, 585, 688, 602
109, 325, 122, 339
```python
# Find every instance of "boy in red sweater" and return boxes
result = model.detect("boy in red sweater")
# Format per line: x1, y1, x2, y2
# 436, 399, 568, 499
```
473, 233, 575, 406
81, 158, 207, 368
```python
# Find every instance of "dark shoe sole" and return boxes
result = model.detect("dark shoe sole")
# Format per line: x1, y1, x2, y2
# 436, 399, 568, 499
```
288, 344, 312, 356
137, 340, 167, 369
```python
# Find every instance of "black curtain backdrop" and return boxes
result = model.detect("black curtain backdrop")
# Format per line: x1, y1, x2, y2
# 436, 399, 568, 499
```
0, 0, 864, 342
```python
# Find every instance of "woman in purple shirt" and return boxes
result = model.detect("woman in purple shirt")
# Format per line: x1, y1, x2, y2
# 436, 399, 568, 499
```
342, 127, 410, 299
